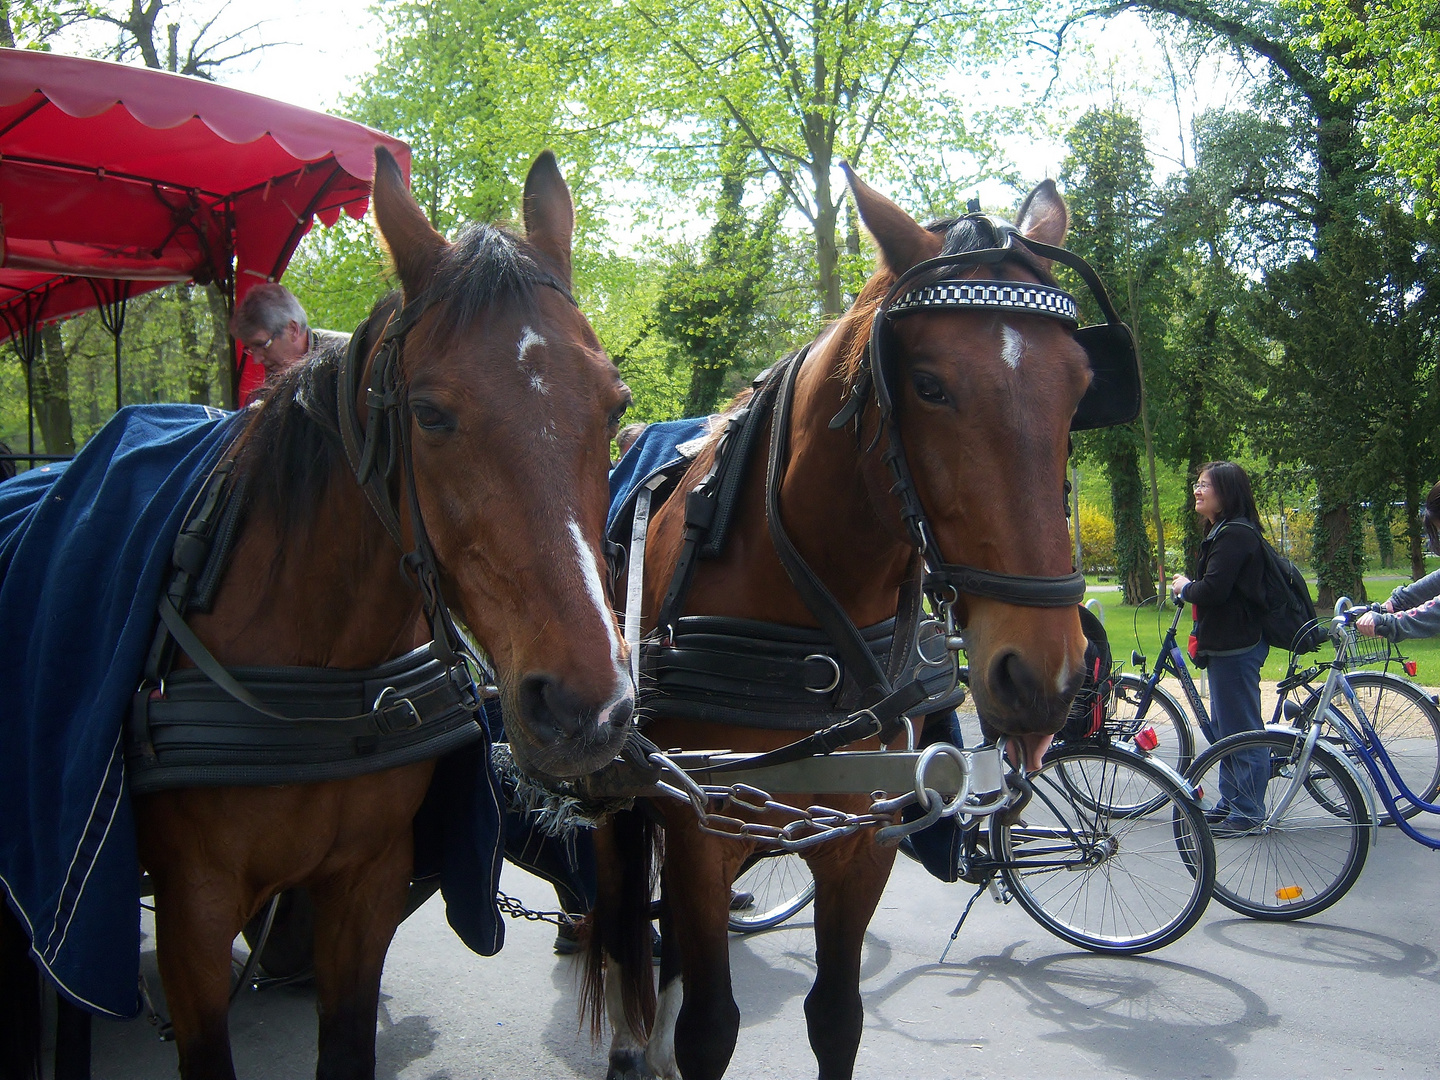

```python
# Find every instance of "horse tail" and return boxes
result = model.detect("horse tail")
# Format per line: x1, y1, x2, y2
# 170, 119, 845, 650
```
0, 903, 42, 1080
581, 806, 658, 1040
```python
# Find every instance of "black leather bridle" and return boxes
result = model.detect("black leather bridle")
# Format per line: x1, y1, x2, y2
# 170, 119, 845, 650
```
335, 272, 577, 672
829, 216, 1139, 613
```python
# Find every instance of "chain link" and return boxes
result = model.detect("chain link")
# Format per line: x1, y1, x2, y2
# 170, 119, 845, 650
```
647, 743, 1015, 852
494, 890, 579, 928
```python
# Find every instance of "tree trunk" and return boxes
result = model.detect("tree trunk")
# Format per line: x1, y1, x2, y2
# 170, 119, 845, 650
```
204, 284, 236, 410
180, 287, 212, 406
34, 325, 76, 455
1313, 486, 1367, 610
1106, 433, 1156, 605
1405, 472, 1424, 580
1372, 498, 1394, 570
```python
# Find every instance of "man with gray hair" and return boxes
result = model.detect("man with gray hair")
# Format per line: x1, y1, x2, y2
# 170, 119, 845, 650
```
230, 283, 346, 381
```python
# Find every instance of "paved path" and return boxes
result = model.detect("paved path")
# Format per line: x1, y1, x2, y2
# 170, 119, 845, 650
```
89, 819, 1440, 1080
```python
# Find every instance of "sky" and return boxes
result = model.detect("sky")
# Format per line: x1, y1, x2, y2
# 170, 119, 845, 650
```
208, 0, 380, 114
139, 0, 1253, 236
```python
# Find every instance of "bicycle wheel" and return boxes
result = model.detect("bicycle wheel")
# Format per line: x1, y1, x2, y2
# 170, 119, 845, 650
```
1110, 673, 1196, 776
994, 744, 1214, 954
727, 851, 815, 933
1187, 731, 1370, 920
1329, 672, 1440, 823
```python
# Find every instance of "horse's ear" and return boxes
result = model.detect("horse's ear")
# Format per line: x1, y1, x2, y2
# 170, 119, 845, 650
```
371, 146, 446, 298
843, 163, 940, 276
1015, 179, 1069, 251
522, 151, 574, 288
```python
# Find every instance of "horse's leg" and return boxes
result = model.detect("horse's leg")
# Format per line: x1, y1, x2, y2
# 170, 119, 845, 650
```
661, 813, 746, 1080
644, 891, 682, 1080
307, 837, 413, 1080
0, 902, 41, 1080
591, 811, 657, 1080
803, 834, 896, 1080
148, 870, 249, 1080
52, 998, 92, 1080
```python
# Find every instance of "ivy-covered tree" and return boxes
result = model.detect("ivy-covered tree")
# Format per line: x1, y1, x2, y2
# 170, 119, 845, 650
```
654, 140, 780, 417
1061, 107, 1159, 604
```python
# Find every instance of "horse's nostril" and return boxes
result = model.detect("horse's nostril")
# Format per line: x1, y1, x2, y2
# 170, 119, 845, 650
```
518, 674, 591, 742
989, 649, 1042, 709
607, 695, 635, 732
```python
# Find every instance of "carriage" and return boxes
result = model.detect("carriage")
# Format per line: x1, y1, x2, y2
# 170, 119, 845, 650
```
1, 49, 1196, 1080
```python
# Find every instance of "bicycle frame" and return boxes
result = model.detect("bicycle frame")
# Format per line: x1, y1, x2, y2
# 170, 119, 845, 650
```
1130, 597, 1215, 741
1267, 612, 1440, 846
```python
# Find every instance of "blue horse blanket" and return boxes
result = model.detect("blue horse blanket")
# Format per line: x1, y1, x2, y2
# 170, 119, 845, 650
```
0, 403, 510, 1018
0, 405, 240, 1017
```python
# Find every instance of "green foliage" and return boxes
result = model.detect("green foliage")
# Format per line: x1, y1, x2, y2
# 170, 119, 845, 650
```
1312, 0, 1440, 212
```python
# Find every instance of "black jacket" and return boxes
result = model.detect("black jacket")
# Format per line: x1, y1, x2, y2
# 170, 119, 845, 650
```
1181, 518, 1264, 654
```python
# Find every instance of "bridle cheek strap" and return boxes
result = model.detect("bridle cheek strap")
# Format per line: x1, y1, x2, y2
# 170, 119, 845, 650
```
858, 220, 1102, 613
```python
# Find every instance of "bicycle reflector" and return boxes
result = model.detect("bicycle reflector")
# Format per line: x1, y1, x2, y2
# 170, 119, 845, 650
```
1134, 726, 1159, 752
1275, 886, 1304, 901
1405, 660, 1418, 677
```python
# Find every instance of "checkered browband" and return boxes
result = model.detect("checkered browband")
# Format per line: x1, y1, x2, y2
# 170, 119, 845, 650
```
888, 279, 1079, 326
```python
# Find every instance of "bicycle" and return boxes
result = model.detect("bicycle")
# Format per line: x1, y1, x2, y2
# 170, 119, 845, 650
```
728, 851, 816, 933
1184, 599, 1440, 921
929, 736, 1215, 955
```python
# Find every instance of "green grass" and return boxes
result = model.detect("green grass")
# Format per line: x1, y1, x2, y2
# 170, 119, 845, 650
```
1083, 574, 1440, 687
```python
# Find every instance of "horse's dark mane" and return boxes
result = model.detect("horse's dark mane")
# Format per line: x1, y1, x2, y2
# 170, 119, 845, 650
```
235, 221, 549, 539
836, 215, 1060, 386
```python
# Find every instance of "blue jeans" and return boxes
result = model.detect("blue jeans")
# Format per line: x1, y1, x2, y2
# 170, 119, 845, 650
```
1207, 639, 1270, 823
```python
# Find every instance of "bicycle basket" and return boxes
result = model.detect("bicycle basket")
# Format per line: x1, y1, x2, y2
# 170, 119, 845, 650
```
1339, 624, 1393, 669
1058, 606, 1111, 743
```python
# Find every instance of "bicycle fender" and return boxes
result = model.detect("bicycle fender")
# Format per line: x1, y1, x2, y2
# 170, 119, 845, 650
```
1267, 724, 1382, 846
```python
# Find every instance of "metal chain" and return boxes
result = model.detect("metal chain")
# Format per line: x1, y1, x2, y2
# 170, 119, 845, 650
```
646, 743, 1015, 852
494, 890, 579, 929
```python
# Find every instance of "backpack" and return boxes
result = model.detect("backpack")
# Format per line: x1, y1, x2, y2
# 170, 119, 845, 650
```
1226, 520, 1325, 654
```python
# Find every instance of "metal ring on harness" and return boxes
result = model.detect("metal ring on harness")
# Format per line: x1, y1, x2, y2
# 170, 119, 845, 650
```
803, 653, 843, 694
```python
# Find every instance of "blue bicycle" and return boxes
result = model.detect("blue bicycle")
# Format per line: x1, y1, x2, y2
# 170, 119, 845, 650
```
1184, 599, 1440, 920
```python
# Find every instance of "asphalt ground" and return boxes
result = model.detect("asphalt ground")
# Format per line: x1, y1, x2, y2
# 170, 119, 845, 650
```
84, 814, 1440, 1080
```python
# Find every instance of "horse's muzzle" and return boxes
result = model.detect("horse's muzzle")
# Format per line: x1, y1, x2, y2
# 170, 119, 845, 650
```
513, 674, 634, 778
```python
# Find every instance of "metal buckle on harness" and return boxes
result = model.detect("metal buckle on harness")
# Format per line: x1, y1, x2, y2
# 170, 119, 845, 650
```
373, 686, 422, 733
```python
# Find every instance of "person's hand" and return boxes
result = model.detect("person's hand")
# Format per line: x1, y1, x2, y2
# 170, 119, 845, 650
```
1383, 599, 1396, 613
1170, 574, 1190, 598
1356, 612, 1381, 637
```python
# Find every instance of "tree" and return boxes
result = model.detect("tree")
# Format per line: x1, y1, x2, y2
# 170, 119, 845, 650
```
1314, 0, 1440, 212
605, 0, 1024, 315
1062, 108, 1159, 604
654, 139, 780, 417
1082, 0, 1404, 606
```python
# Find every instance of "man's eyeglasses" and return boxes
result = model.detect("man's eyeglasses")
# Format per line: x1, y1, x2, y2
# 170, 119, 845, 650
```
243, 332, 276, 357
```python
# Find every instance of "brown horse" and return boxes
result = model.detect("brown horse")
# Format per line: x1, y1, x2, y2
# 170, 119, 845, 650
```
3, 148, 633, 1080
590, 169, 1099, 1080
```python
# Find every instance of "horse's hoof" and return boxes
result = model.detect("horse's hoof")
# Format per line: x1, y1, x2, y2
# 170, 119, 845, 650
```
606, 1049, 655, 1080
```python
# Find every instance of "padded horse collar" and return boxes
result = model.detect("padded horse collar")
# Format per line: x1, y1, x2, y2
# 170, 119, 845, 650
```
831, 216, 1139, 611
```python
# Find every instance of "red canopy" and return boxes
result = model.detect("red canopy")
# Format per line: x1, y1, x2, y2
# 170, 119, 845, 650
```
0, 49, 410, 400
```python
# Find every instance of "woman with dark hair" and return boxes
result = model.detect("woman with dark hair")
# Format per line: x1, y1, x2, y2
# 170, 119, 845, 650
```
1170, 460, 1269, 835
1358, 480, 1440, 641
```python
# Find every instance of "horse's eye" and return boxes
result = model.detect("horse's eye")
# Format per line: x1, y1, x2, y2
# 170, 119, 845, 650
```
610, 395, 631, 428
411, 401, 455, 432
912, 372, 948, 405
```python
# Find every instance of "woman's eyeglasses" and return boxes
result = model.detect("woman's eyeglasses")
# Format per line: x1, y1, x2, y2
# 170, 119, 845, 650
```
1193, 480, 1211, 493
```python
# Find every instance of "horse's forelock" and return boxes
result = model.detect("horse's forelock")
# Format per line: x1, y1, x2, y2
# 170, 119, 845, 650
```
420, 222, 546, 344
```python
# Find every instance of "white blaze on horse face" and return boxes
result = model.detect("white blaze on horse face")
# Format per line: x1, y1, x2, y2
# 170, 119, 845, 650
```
1000, 323, 1026, 370
568, 519, 626, 674
516, 326, 549, 394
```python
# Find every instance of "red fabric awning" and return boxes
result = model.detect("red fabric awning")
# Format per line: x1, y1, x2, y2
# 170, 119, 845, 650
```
0, 49, 410, 399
